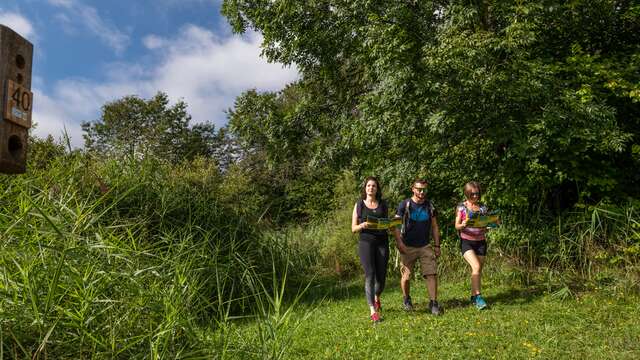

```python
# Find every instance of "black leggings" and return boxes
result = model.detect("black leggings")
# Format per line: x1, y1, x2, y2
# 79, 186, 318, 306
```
358, 239, 389, 306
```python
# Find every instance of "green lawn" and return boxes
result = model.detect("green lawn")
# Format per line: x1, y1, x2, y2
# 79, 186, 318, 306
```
229, 275, 640, 359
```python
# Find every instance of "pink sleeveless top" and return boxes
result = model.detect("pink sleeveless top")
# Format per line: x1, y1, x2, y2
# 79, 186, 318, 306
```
458, 203, 487, 241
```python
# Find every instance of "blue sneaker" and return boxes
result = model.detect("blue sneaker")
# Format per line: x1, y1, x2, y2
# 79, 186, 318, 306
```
472, 294, 488, 310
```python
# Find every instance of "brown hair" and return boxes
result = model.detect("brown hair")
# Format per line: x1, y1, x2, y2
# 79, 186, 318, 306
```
412, 178, 428, 188
463, 181, 482, 198
360, 176, 382, 201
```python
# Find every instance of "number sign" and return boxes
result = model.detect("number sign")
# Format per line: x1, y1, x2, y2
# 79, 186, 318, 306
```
3, 79, 32, 128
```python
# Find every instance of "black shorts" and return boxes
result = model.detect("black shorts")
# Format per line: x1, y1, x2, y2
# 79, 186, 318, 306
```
460, 239, 487, 256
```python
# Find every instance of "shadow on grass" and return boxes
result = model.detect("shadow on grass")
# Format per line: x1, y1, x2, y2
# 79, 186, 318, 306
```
300, 278, 366, 304
297, 275, 406, 305
441, 286, 546, 311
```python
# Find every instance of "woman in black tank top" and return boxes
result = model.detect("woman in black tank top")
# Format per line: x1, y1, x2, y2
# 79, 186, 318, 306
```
351, 176, 390, 323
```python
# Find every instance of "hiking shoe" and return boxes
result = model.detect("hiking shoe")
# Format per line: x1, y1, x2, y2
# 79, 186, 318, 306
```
472, 294, 488, 310
429, 300, 442, 316
374, 298, 382, 312
402, 297, 413, 311
370, 312, 382, 323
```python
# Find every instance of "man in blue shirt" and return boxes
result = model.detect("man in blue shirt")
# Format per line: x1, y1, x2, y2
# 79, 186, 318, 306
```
394, 178, 442, 315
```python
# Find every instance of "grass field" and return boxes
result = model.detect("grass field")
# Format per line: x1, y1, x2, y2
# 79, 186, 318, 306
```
2, 156, 638, 358
227, 273, 640, 359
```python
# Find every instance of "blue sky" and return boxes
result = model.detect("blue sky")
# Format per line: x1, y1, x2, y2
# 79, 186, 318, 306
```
0, 0, 298, 147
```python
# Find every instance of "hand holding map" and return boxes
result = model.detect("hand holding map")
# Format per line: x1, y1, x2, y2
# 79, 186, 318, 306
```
466, 212, 500, 228
365, 216, 402, 230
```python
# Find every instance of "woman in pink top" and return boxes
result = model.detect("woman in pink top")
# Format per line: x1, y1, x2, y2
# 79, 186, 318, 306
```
455, 181, 490, 310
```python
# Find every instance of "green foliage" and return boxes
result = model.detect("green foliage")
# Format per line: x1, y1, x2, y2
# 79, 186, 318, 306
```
320, 171, 365, 276
260, 170, 363, 277
319, 207, 361, 277
227, 84, 343, 221
222, 0, 640, 211
247, 262, 314, 360
82, 92, 221, 164
488, 201, 640, 277
3, 136, 637, 358
27, 135, 66, 171
0, 151, 314, 358
229, 87, 309, 169
5, 1, 640, 356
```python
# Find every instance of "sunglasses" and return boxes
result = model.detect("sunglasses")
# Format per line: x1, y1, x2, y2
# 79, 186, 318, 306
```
413, 187, 427, 193
469, 192, 481, 196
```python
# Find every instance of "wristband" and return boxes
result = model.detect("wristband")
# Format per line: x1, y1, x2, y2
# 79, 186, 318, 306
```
434, 245, 440, 248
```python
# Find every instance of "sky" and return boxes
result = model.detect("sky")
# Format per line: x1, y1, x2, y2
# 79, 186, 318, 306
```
0, 0, 298, 147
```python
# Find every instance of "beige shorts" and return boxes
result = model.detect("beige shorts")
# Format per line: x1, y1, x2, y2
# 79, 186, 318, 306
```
400, 244, 437, 277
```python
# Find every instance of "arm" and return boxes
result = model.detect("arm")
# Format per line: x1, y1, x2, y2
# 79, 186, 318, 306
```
432, 216, 441, 257
394, 226, 407, 254
454, 208, 467, 230
351, 203, 367, 233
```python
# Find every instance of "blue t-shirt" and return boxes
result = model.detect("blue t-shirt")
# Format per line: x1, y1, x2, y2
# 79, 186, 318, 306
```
396, 199, 437, 247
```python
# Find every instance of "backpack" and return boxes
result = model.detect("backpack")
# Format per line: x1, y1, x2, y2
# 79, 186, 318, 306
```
401, 200, 411, 238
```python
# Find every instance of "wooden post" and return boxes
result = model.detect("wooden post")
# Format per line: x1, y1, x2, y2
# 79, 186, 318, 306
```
0, 25, 33, 174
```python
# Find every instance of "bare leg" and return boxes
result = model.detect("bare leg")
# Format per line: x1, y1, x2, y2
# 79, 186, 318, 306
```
463, 250, 484, 296
400, 274, 411, 299
424, 275, 438, 301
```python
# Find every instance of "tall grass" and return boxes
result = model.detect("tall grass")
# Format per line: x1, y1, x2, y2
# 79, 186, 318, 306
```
270, 171, 639, 295
0, 153, 314, 358
247, 260, 314, 360
2, 148, 637, 357
483, 201, 640, 296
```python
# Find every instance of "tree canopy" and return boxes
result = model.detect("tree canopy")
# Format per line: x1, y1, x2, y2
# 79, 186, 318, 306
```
222, 0, 640, 213
82, 92, 222, 163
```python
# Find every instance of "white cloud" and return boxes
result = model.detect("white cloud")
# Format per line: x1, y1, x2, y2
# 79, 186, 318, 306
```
0, 11, 35, 40
149, 25, 299, 123
31, 89, 84, 145
47, 0, 129, 54
142, 35, 165, 50
31, 25, 299, 148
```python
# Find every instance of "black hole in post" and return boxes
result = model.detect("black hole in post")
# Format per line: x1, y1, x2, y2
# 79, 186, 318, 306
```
16, 73, 23, 84
16, 55, 26, 69
8, 135, 22, 159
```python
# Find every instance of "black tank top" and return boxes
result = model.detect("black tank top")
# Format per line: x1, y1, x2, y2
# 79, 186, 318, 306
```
358, 200, 389, 242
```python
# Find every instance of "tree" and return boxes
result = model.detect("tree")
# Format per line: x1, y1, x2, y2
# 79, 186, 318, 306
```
82, 92, 220, 163
28, 134, 66, 170
227, 84, 341, 220
222, 0, 640, 210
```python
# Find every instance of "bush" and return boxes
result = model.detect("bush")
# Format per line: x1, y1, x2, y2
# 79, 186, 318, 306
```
488, 201, 640, 276
0, 152, 309, 358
